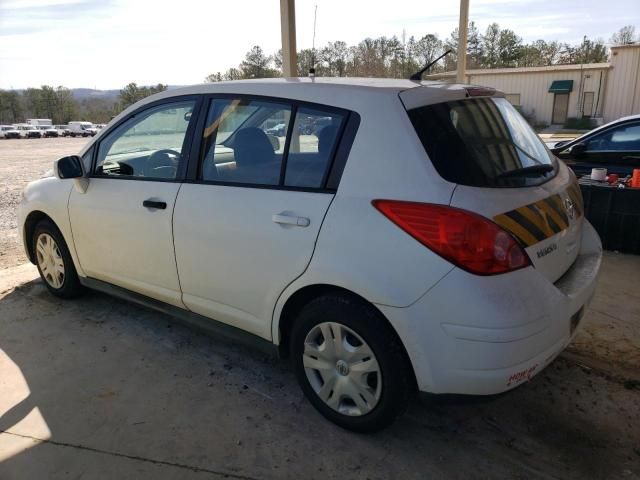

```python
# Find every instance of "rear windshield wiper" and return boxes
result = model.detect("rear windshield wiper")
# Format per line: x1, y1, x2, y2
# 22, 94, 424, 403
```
497, 164, 554, 179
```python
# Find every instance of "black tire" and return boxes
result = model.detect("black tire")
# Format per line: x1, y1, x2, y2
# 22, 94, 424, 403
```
32, 219, 84, 298
290, 293, 412, 433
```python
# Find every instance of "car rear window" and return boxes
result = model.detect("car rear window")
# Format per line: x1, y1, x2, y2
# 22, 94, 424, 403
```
407, 97, 556, 187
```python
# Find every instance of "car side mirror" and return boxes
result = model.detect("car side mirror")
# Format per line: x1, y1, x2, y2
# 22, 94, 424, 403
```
55, 155, 90, 193
570, 142, 587, 156
266, 134, 281, 151
55, 155, 83, 179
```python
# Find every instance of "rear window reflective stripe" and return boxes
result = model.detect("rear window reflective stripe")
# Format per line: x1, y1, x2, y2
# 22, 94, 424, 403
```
494, 194, 576, 248
543, 196, 569, 228
522, 204, 556, 237
534, 200, 565, 233
504, 209, 548, 243
493, 213, 539, 247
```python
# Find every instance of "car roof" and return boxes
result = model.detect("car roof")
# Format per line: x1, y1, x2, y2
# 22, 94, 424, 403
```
159, 77, 474, 101
111, 77, 480, 126
173, 77, 438, 93
616, 113, 640, 122
557, 113, 640, 148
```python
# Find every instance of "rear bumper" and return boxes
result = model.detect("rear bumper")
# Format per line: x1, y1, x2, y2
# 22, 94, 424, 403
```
378, 220, 602, 395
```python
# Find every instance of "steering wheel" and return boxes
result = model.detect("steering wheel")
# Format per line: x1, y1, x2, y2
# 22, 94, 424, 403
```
145, 149, 181, 178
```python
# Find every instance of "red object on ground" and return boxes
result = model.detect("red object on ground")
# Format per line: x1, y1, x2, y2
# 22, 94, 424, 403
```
607, 174, 619, 184
633, 169, 640, 188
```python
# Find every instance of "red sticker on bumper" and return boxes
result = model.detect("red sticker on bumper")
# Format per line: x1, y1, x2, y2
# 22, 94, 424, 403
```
507, 364, 539, 387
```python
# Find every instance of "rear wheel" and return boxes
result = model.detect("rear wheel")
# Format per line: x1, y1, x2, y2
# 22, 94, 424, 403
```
290, 293, 412, 433
32, 219, 84, 298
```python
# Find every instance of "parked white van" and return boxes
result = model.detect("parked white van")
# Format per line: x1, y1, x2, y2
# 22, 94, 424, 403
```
27, 118, 53, 127
68, 121, 98, 137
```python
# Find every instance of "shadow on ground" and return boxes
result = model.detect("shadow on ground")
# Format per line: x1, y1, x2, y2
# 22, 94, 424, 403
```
0, 273, 638, 479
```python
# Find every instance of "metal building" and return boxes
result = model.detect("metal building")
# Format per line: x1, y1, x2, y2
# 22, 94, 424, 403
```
427, 43, 640, 126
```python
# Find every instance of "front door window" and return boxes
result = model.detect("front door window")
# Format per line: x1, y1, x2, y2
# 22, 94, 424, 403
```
95, 101, 196, 180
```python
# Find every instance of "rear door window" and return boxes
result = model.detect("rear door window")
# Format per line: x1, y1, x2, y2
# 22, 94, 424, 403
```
285, 108, 345, 188
199, 98, 345, 189
407, 97, 556, 187
200, 98, 291, 185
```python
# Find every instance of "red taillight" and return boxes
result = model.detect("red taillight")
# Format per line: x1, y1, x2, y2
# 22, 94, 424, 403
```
372, 200, 531, 275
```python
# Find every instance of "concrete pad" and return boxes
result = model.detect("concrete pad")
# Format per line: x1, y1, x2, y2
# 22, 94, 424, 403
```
0, 433, 225, 480
0, 256, 639, 479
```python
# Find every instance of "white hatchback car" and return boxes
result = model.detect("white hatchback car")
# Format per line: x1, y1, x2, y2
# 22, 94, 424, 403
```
18, 78, 602, 432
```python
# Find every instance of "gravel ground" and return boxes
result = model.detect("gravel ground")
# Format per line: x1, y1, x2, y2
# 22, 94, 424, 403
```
0, 137, 90, 269
0, 137, 639, 478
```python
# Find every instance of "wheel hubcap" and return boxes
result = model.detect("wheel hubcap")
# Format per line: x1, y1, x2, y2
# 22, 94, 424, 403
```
36, 233, 65, 289
335, 360, 350, 376
303, 322, 382, 416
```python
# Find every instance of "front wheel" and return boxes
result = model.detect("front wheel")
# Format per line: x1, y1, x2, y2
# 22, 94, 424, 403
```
290, 293, 412, 433
32, 219, 84, 298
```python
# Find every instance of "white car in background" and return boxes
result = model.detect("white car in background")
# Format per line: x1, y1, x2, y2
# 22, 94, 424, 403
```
55, 125, 72, 137
0, 125, 21, 139
15, 124, 42, 138
17, 78, 602, 432
38, 125, 59, 137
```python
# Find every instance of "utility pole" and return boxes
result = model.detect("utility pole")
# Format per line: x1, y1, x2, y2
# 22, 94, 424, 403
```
456, 0, 469, 83
280, 0, 297, 77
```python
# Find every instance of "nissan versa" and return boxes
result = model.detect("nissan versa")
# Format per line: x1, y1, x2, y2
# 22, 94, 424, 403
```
17, 78, 602, 432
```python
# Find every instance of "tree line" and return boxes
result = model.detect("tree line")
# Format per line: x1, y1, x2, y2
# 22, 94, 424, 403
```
0, 82, 167, 125
207, 24, 637, 81
1, 25, 636, 124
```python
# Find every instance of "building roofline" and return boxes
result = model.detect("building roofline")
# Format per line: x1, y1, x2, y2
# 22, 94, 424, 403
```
426, 62, 612, 78
610, 42, 640, 49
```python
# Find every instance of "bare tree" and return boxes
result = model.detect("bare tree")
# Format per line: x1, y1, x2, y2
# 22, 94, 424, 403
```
610, 25, 637, 45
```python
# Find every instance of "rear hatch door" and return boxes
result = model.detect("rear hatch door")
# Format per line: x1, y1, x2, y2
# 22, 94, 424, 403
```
402, 88, 583, 282
451, 171, 583, 282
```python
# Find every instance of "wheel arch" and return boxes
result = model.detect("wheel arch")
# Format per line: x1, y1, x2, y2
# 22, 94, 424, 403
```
275, 283, 418, 390
23, 210, 55, 264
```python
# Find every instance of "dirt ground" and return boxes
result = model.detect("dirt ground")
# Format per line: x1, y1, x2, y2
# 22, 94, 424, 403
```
0, 138, 639, 479
0, 137, 90, 269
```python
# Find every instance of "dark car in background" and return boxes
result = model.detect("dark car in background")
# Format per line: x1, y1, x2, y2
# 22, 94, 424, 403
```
297, 116, 334, 135
551, 114, 640, 177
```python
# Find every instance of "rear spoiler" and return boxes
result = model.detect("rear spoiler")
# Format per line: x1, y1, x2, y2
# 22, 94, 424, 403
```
399, 83, 504, 110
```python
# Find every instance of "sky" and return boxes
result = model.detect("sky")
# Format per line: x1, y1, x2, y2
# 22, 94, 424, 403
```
0, 0, 638, 90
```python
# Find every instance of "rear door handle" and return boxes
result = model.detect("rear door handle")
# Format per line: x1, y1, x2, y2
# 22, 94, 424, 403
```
272, 213, 310, 227
143, 200, 167, 210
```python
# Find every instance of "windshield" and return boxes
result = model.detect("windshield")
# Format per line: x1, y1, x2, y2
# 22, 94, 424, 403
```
407, 97, 556, 187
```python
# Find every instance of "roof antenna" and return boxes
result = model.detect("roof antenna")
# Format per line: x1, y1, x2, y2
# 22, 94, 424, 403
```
410, 49, 452, 81
309, 5, 318, 77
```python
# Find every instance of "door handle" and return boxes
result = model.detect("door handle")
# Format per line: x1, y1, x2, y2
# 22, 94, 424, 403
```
272, 213, 310, 227
143, 200, 167, 210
